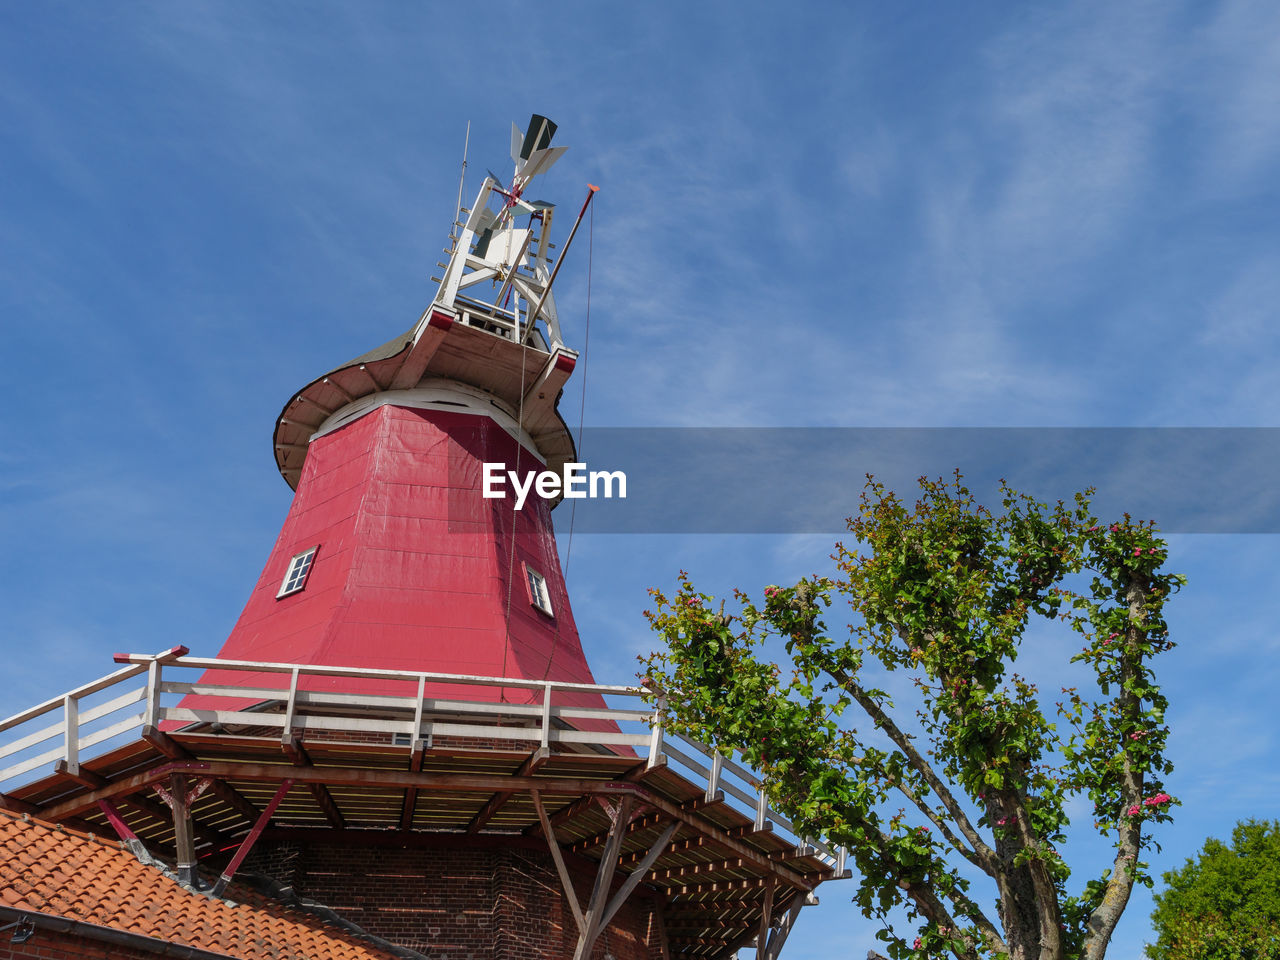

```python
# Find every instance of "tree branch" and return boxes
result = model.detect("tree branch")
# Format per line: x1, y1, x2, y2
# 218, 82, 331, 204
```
835, 666, 999, 877
1083, 573, 1149, 960
892, 778, 986, 873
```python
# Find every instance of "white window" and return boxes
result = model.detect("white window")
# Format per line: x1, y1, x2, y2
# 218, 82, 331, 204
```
525, 564, 553, 617
277, 546, 318, 598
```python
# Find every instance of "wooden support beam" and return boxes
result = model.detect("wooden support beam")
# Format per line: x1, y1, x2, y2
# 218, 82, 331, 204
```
142, 725, 261, 824
0, 793, 39, 814
571, 810, 665, 854
532, 789, 586, 936
466, 746, 548, 834
572, 795, 634, 960
651, 899, 672, 960
166, 773, 197, 887
211, 779, 293, 897
97, 800, 139, 843
42, 761, 643, 820
310, 781, 346, 830
281, 737, 344, 830
756, 878, 776, 960
759, 891, 806, 960
37, 759, 813, 887
666, 919, 757, 931
142, 725, 187, 758
398, 738, 427, 831
652, 856, 747, 882
0, 791, 98, 835
596, 820, 680, 933
668, 877, 776, 898
520, 760, 652, 838
54, 760, 225, 849
665, 904, 767, 920
726, 821, 774, 838
618, 834, 706, 865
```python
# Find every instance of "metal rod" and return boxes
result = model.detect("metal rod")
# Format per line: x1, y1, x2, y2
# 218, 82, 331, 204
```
523, 184, 599, 342
450, 121, 471, 255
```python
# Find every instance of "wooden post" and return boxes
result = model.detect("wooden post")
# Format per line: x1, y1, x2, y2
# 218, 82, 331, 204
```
62, 695, 79, 775
281, 667, 300, 743
573, 795, 633, 960
706, 751, 723, 802
646, 696, 666, 770
144, 660, 162, 727
532, 789, 585, 935
540, 683, 553, 749
168, 773, 197, 887
755, 878, 776, 960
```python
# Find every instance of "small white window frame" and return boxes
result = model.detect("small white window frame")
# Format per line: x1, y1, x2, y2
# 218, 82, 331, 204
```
277, 546, 319, 598
523, 563, 554, 617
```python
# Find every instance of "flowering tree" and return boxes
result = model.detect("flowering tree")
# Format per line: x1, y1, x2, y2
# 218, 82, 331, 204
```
641, 475, 1181, 960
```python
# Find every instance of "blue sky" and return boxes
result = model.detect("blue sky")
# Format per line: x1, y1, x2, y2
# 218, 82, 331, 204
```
3, 2, 1279, 956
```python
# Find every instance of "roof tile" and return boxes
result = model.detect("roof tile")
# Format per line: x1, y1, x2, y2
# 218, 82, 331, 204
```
0, 809, 402, 960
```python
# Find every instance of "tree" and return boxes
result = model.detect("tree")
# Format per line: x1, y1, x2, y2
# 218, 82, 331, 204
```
641, 475, 1182, 960
1149, 820, 1280, 960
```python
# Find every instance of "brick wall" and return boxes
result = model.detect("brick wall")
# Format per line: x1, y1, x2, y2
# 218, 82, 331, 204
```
243, 836, 664, 960
0, 926, 157, 960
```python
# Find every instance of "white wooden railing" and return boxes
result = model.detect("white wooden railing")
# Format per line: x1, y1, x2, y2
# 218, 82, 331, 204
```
0, 647, 848, 875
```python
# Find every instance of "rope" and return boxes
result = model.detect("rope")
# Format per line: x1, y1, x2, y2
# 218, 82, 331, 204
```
563, 198, 594, 580
500, 261, 534, 699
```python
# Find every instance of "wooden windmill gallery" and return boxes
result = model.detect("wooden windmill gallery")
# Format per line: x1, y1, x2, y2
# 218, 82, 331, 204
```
0, 118, 847, 960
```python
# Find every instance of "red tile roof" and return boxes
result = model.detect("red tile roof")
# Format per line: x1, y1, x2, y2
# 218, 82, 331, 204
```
0, 808, 403, 960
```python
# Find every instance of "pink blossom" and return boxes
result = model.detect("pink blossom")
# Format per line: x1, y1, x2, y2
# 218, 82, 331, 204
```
1143, 792, 1172, 807
764, 586, 778, 598
1128, 804, 1141, 816
914, 937, 923, 950
1148, 548, 1158, 555
1133, 548, 1143, 556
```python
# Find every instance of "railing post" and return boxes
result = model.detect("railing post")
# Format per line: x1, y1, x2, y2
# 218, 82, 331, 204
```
706, 750, 723, 802
281, 667, 300, 743
62, 695, 79, 774
540, 683, 553, 749
144, 659, 162, 727
412, 675, 426, 746
754, 787, 769, 831
646, 696, 666, 770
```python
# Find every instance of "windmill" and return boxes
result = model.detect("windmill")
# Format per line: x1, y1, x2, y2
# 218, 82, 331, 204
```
0, 117, 845, 960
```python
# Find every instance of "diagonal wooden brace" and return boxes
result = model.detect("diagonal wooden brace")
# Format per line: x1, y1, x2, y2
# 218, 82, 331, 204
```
758, 891, 807, 960
572, 795, 634, 960
210, 779, 294, 897
532, 789, 585, 934
595, 819, 680, 933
